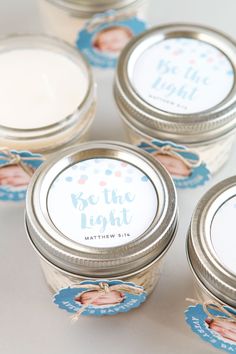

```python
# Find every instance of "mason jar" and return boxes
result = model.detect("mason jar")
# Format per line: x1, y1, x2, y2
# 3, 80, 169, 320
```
114, 24, 236, 189
39, 0, 148, 44
0, 34, 96, 202
186, 176, 236, 351
25, 141, 178, 317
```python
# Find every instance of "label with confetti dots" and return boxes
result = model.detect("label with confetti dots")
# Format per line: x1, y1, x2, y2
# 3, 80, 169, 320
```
47, 158, 158, 247
131, 37, 234, 114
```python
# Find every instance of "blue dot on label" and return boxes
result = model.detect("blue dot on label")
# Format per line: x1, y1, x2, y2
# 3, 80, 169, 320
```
81, 175, 88, 180
105, 169, 112, 176
125, 177, 132, 183
80, 165, 87, 171
227, 70, 234, 76
141, 175, 149, 182
65, 176, 73, 182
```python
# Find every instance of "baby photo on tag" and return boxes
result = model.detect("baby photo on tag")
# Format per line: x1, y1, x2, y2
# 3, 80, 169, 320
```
54, 280, 147, 317
76, 10, 147, 68
0, 150, 43, 201
185, 303, 236, 353
138, 139, 210, 189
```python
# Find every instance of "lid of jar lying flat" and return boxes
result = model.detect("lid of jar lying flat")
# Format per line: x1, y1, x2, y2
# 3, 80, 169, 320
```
187, 176, 236, 307
25, 141, 178, 277
114, 24, 236, 143
0, 34, 94, 144
47, 0, 142, 15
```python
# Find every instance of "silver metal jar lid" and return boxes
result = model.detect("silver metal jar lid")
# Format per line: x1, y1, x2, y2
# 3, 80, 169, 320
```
46, 0, 143, 16
187, 176, 236, 307
114, 24, 236, 144
25, 141, 178, 277
0, 34, 95, 152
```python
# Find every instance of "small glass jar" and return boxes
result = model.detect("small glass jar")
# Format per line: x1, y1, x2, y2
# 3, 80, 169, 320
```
25, 141, 178, 317
114, 24, 236, 189
186, 176, 236, 351
39, 0, 148, 45
0, 34, 96, 202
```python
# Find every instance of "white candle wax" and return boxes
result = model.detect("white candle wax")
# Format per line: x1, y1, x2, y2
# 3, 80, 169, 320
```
0, 36, 96, 204
0, 49, 89, 129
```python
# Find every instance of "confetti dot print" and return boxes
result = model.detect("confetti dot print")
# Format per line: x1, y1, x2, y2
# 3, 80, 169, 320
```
47, 158, 158, 248
132, 37, 234, 114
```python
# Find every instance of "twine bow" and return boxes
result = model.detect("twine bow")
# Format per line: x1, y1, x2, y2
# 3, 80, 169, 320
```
187, 298, 236, 323
71, 282, 144, 322
142, 142, 202, 169
0, 147, 44, 177
86, 11, 136, 32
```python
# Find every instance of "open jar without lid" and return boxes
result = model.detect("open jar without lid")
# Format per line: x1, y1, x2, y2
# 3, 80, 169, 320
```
186, 176, 236, 351
25, 141, 178, 317
39, 0, 148, 68
114, 24, 236, 189
0, 34, 96, 202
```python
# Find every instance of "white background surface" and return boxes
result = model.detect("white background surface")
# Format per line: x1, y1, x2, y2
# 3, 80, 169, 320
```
0, 1, 236, 353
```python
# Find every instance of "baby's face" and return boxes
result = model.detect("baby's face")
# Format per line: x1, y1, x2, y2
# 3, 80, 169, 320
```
96, 28, 131, 53
207, 318, 236, 342
76, 290, 124, 306
0, 165, 31, 188
154, 154, 191, 177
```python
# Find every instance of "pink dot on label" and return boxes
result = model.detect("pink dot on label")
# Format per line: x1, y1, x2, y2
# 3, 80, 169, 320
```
115, 171, 121, 177
173, 50, 181, 56
189, 59, 195, 64
78, 179, 86, 184
121, 162, 128, 167
99, 181, 107, 186
208, 58, 213, 63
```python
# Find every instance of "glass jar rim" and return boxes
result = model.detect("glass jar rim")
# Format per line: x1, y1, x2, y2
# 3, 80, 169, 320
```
0, 34, 95, 147
45, 0, 144, 15
25, 141, 178, 277
114, 23, 236, 142
187, 176, 236, 308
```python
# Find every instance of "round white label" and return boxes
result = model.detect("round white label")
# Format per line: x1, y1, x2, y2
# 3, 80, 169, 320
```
130, 38, 234, 114
47, 158, 158, 248
211, 196, 236, 274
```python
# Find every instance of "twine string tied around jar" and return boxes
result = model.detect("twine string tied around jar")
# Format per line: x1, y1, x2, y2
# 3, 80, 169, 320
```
0, 147, 44, 176
143, 142, 202, 169
71, 282, 144, 322
186, 298, 236, 323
